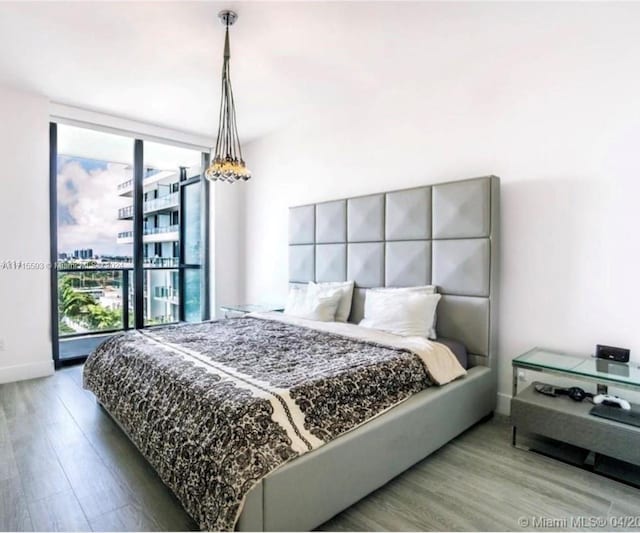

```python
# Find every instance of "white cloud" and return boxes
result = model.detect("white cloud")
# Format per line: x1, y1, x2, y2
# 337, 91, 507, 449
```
57, 158, 133, 256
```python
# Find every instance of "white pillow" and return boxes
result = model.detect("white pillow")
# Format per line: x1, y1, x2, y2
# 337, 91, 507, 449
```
370, 285, 438, 338
284, 285, 342, 322
359, 290, 441, 338
284, 285, 308, 315
308, 281, 354, 322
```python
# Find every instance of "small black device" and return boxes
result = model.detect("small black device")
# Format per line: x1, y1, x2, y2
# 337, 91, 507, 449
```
534, 382, 593, 402
558, 386, 593, 402
596, 344, 630, 363
534, 382, 556, 397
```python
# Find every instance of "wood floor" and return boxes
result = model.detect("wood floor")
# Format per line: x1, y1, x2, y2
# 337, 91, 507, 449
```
2, 366, 640, 532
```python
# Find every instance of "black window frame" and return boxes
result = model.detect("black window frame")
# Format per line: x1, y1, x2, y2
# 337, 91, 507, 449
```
50, 122, 210, 368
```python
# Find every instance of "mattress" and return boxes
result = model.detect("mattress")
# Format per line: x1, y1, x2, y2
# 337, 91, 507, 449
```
83, 314, 465, 531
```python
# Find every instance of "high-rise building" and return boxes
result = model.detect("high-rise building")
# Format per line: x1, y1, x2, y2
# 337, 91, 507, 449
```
73, 248, 93, 260
116, 169, 180, 324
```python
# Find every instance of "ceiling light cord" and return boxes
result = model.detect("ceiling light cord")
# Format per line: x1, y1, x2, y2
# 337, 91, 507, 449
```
206, 10, 251, 183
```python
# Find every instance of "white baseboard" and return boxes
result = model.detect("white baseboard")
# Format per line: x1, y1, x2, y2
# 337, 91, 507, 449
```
0, 360, 54, 384
496, 392, 512, 416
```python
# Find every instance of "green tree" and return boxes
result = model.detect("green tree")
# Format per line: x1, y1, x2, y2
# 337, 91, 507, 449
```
58, 274, 123, 332
59, 276, 95, 321
86, 304, 122, 330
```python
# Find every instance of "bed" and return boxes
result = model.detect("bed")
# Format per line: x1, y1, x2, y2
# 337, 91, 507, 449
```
83, 175, 500, 532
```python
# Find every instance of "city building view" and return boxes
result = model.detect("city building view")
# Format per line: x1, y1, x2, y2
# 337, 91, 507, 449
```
56, 127, 203, 343
116, 167, 183, 325
57, 165, 184, 334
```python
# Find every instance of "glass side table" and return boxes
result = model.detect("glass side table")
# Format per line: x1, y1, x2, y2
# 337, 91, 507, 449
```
220, 304, 284, 318
511, 347, 640, 450
513, 347, 640, 398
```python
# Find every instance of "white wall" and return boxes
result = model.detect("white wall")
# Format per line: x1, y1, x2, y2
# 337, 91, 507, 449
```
0, 85, 245, 383
241, 2, 640, 413
210, 182, 246, 317
0, 85, 53, 383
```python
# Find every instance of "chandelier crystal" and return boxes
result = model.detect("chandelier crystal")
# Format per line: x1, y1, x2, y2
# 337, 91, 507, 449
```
205, 10, 251, 183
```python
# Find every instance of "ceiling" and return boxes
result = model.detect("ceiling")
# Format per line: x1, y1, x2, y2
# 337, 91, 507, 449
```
0, 0, 415, 142
0, 2, 630, 143
0, 0, 513, 143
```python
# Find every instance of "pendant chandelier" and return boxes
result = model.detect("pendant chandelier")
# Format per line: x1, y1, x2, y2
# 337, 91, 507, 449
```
205, 10, 251, 183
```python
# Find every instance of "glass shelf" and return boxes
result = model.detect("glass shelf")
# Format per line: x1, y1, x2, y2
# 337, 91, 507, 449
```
514, 347, 640, 390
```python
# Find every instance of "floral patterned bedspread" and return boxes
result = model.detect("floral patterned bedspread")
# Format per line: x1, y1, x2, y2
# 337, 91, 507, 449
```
83, 316, 431, 531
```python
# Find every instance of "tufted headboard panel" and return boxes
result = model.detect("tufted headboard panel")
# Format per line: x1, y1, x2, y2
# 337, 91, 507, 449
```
288, 176, 500, 368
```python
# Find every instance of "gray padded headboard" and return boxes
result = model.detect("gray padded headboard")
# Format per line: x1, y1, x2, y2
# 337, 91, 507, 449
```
288, 176, 500, 368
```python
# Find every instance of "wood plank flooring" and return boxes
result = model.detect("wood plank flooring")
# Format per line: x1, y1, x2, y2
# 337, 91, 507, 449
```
1, 366, 639, 532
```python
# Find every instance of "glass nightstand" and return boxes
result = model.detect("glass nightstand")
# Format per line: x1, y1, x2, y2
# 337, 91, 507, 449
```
220, 304, 284, 318
511, 348, 640, 478
512, 347, 640, 398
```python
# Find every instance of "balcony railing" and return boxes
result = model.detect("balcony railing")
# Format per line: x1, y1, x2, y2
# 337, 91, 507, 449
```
145, 224, 179, 235
154, 286, 179, 300
117, 179, 133, 192
116, 169, 171, 193
57, 265, 183, 338
117, 225, 179, 240
144, 257, 179, 268
118, 193, 179, 220
144, 192, 179, 213
118, 205, 133, 219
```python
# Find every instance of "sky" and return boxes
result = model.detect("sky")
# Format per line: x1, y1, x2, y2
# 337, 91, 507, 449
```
57, 155, 133, 257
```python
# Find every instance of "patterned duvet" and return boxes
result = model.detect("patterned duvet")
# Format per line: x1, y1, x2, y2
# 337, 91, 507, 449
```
83, 316, 433, 531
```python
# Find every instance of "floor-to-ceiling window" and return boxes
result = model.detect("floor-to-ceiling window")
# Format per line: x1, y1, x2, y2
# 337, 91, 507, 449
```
141, 141, 204, 326
50, 123, 209, 365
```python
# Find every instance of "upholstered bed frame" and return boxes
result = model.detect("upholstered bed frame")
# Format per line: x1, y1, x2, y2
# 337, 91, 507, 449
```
236, 176, 500, 531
